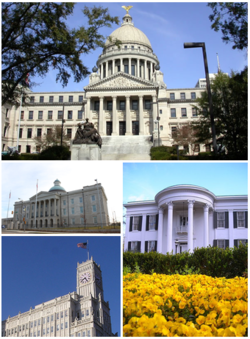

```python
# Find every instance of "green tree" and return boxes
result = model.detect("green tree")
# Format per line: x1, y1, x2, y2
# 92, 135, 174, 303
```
192, 68, 248, 158
33, 125, 70, 151
208, 2, 248, 50
2, 3, 119, 105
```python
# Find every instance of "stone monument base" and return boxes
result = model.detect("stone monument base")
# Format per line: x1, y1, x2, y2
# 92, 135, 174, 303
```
71, 143, 102, 160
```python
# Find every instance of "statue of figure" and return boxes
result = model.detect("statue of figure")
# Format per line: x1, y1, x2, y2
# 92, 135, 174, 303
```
73, 119, 102, 148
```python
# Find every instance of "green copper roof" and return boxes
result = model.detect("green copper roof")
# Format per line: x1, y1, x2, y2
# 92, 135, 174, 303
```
49, 179, 66, 192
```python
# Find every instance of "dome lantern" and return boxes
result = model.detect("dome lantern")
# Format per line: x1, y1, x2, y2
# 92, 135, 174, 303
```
49, 179, 66, 193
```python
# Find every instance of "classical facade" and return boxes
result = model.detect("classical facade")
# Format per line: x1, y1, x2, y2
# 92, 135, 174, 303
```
124, 185, 248, 254
12, 180, 109, 230
2, 8, 210, 157
2, 257, 116, 337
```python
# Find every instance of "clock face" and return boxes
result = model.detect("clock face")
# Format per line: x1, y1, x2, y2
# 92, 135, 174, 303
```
80, 272, 91, 284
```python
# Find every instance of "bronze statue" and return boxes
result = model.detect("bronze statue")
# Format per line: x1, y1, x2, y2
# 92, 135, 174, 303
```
73, 119, 102, 148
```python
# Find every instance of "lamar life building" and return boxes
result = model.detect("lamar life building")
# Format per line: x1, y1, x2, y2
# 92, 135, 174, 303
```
6, 179, 109, 230
2, 7, 215, 159
2, 257, 117, 337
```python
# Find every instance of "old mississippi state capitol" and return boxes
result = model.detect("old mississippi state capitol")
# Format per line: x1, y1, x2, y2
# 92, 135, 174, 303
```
2, 7, 211, 158
2, 257, 117, 337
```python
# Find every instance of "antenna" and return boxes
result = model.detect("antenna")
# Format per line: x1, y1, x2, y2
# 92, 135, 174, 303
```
216, 53, 221, 73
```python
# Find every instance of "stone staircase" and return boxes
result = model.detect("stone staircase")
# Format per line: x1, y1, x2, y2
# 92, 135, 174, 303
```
101, 135, 153, 160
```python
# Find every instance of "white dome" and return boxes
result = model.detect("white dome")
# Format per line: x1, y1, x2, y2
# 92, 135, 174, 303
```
105, 13, 152, 50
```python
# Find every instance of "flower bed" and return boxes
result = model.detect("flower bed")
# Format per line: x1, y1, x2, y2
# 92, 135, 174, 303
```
123, 273, 248, 337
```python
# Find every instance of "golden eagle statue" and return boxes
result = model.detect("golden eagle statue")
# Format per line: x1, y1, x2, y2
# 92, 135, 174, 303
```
122, 6, 133, 14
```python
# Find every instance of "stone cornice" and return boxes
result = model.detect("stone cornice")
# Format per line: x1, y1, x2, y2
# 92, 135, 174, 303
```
26, 101, 86, 107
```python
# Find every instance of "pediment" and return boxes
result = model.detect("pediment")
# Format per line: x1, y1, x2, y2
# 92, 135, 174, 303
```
29, 191, 59, 201
85, 72, 157, 91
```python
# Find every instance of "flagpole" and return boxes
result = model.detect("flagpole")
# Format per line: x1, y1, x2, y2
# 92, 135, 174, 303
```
7, 191, 11, 218
16, 92, 23, 151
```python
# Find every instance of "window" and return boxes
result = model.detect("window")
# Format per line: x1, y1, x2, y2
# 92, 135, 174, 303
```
145, 100, 151, 109
63, 208, 66, 216
71, 198, 74, 204
181, 108, 187, 117
31, 322, 33, 328
51, 315, 53, 321
39, 96, 44, 103
94, 101, 100, 110
57, 325, 59, 331
131, 64, 135, 76
29, 111, 33, 120
67, 128, 72, 138
217, 212, 225, 228
19, 128, 23, 138
68, 111, 73, 119
57, 313, 59, 320
79, 95, 83, 102
132, 100, 138, 110
78, 333, 81, 337
58, 111, 63, 119
170, 93, 175, 100
171, 126, 177, 137
180, 93, 186, 100
37, 128, 42, 137
38, 330, 40, 336
51, 326, 53, 333
133, 216, 141, 231
30, 96, 35, 103
180, 216, 188, 228
78, 110, 83, 119
119, 101, 125, 110
91, 195, 96, 201
145, 240, 157, 252
38, 111, 43, 119
79, 197, 83, 203
48, 111, 53, 119
61, 311, 63, 318
21, 111, 24, 120
160, 109, 162, 114
59, 96, 63, 103
192, 108, 197, 117
147, 215, 158, 230
124, 45, 127, 50
236, 212, 246, 228
81, 217, 84, 224
43, 329, 45, 335
107, 101, 112, 111
27, 128, 32, 138
72, 218, 75, 225
71, 208, 75, 215
92, 205, 97, 212
80, 206, 83, 213
38, 320, 40, 326
69, 95, 73, 102
47, 316, 49, 323
234, 239, 248, 248
216, 239, 228, 249
170, 108, 176, 118
93, 216, 97, 224
65, 310, 68, 316
49, 96, 54, 103
191, 92, 196, 99
43, 318, 45, 324
86, 310, 89, 316
83, 331, 86, 337
129, 241, 141, 252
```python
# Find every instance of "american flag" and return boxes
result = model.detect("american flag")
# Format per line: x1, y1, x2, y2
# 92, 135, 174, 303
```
77, 242, 87, 249
36, 180, 38, 192
25, 73, 29, 86
9, 191, 11, 199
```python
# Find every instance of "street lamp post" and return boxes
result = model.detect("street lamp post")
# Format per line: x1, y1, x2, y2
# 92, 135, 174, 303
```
183, 42, 217, 155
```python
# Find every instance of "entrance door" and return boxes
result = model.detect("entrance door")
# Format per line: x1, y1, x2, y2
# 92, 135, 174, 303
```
106, 122, 112, 135
26, 145, 31, 153
132, 121, 139, 135
119, 122, 126, 135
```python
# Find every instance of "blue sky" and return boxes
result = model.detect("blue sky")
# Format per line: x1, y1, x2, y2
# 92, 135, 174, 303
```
123, 162, 248, 203
28, 2, 247, 93
2, 236, 121, 335
1, 161, 122, 222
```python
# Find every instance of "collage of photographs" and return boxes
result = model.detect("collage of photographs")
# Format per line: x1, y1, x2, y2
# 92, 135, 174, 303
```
1, 2, 248, 338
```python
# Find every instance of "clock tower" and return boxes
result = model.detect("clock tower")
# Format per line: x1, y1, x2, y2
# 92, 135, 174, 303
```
76, 256, 104, 298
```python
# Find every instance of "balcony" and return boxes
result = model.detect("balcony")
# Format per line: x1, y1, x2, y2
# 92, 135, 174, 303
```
175, 225, 188, 234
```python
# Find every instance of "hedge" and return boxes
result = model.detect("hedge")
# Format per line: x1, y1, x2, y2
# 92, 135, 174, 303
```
123, 244, 247, 278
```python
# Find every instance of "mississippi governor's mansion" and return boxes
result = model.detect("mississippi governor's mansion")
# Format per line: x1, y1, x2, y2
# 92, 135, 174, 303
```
124, 185, 248, 254
2, 7, 212, 156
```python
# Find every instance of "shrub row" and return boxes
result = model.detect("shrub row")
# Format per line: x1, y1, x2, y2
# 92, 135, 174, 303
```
2, 146, 71, 161
123, 244, 248, 278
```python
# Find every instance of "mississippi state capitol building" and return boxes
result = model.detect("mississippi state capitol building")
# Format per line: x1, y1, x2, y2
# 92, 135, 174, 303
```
2, 7, 210, 156
2, 257, 117, 337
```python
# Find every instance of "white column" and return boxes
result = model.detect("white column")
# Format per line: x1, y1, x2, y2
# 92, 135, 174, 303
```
137, 59, 140, 77
106, 61, 108, 77
125, 96, 132, 135
144, 60, 147, 80
112, 59, 115, 75
150, 62, 153, 80
228, 210, 234, 248
139, 95, 144, 135
86, 97, 91, 119
157, 208, 164, 253
120, 58, 123, 72
111, 96, 118, 136
99, 97, 104, 135
188, 200, 195, 253
101, 63, 103, 79
54, 199, 56, 217
204, 204, 209, 248
152, 94, 157, 130
38, 201, 41, 219
128, 58, 131, 75
167, 202, 173, 253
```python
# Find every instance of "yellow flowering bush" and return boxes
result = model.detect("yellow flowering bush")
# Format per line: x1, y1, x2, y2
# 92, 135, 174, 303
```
123, 273, 248, 337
